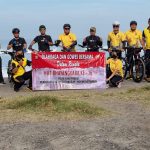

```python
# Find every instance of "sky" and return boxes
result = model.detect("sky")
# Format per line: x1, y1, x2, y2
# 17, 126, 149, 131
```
0, 0, 150, 46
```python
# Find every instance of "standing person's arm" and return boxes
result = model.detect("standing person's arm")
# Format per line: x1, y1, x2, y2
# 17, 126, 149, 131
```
7, 40, 13, 50
22, 38, 27, 49
47, 36, 53, 46
139, 31, 145, 48
107, 34, 111, 52
97, 37, 103, 47
69, 34, 77, 49
83, 37, 87, 46
142, 30, 146, 49
28, 37, 37, 51
121, 33, 126, 50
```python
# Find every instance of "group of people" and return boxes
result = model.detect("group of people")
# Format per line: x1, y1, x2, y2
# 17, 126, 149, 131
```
0, 18, 150, 91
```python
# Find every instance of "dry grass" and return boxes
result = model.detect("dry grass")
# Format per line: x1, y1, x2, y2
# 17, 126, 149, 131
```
0, 95, 108, 123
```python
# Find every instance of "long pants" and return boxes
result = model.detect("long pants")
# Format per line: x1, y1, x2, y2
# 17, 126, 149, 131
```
0, 56, 4, 83
145, 50, 150, 78
106, 65, 123, 87
14, 71, 32, 90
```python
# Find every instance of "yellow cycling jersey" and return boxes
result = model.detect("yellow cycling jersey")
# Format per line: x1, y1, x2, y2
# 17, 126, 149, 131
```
59, 32, 77, 51
107, 31, 125, 48
11, 58, 27, 79
125, 29, 142, 47
143, 27, 150, 50
107, 58, 123, 77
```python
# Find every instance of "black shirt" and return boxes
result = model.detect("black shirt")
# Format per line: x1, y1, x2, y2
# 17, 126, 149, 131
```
83, 35, 103, 52
34, 35, 53, 51
9, 37, 26, 52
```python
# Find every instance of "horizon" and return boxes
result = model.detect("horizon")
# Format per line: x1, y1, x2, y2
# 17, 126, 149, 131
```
0, 0, 150, 47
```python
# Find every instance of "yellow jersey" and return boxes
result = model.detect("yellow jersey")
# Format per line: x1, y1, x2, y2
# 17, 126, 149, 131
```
11, 58, 27, 80
59, 32, 77, 51
107, 31, 125, 48
125, 29, 142, 47
143, 27, 150, 50
107, 58, 123, 77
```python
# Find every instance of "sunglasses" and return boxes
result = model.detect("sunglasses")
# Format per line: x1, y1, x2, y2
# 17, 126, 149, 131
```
113, 25, 119, 28
90, 30, 95, 32
13, 32, 19, 34
64, 28, 70, 30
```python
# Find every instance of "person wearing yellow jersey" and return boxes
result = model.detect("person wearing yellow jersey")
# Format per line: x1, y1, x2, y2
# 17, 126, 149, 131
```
106, 51, 123, 88
11, 50, 32, 92
126, 21, 143, 47
56, 24, 77, 52
143, 18, 150, 81
125, 21, 144, 79
107, 21, 126, 59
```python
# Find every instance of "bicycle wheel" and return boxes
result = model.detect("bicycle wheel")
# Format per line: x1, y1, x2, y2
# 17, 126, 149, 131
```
131, 58, 145, 83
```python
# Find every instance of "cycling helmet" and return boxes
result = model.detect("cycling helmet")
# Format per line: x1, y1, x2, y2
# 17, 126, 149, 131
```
63, 24, 71, 29
130, 21, 137, 26
39, 25, 46, 30
12, 28, 20, 34
112, 21, 120, 26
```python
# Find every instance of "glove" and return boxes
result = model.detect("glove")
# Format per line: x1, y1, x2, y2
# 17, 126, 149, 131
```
55, 40, 61, 47
23, 48, 27, 53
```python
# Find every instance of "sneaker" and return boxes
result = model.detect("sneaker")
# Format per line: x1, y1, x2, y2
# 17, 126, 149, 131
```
117, 82, 122, 88
14, 88, 20, 92
0, 82, 6, 85
126, 76, 132, 80
106, 84, 110, 89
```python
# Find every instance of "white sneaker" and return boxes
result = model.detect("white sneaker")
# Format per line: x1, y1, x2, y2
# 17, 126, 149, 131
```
117, 82, 122, 88
106, 84, 110, 89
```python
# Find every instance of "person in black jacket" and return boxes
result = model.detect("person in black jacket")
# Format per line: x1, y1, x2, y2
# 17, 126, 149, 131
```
28, 25, 53, 52
83, 27, 103, 52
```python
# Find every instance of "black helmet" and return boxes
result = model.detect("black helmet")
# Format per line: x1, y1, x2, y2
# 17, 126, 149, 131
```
130, 21, 137, 26
39, 25, 46, 30
63, 24, 71, 29
148, 18, 150, 22
12, 28, 20, 34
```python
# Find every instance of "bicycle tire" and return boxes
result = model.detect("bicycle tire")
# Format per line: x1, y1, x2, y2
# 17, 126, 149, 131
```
131, 58, 145, 83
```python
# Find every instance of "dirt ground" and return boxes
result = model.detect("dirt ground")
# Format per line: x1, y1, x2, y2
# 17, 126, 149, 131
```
0, 79, 150, 150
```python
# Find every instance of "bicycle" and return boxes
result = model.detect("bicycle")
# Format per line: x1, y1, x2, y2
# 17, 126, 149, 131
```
123, 47, 145, 83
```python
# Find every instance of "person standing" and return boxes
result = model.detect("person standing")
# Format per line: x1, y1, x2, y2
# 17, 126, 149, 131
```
56, 24, 77, 52
107, 21, 126, 59
28, 25, 53, 52
143, 18, 150, 81
82, 27, 103, 52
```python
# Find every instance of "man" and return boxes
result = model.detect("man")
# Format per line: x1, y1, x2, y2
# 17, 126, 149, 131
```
56, 24, 77, 52
143, 18, 150, 81
107, 21, 126, 59
0, 42, 5, 84
125, 21, 144, 79
7, 28, 27, 53
126, 21, 143, 48
28, 25, 53, 51
82, 27, 103, 52
11, 50, 32, 92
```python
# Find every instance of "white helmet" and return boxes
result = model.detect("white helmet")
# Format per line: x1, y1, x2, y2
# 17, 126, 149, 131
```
113, 21, 120, 26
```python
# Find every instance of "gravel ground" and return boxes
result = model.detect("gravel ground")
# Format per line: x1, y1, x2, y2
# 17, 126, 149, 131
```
0, 79, 150, 150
